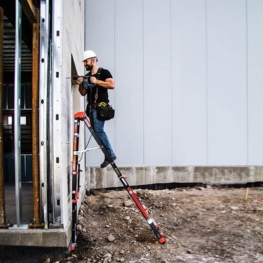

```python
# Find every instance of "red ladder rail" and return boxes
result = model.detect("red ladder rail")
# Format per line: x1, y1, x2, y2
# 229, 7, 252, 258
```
71, 117, 82, 250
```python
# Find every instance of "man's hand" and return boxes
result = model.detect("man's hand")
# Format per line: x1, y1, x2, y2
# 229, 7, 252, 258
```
89, 76, 97, 84
76, 77, 83, 85
77, 77, 87, 96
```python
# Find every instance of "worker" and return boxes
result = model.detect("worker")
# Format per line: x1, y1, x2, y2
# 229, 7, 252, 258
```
76, 50, 116, 168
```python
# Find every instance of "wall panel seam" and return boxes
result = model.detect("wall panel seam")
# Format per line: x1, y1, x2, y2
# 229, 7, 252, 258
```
245, 0, 249, 165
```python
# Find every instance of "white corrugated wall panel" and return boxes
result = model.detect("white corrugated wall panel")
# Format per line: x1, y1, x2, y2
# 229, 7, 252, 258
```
115, 0, 144, 166
85, 0, 115, 165
84, 0, 263, 167
247, 0, 263, 165
207, 0, 247, 165
171, 0, 207, 165
143, 0, 172, 165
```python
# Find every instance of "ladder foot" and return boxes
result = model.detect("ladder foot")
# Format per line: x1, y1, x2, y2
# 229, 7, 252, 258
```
158, 235, 166, 244
70, 243, 76, 251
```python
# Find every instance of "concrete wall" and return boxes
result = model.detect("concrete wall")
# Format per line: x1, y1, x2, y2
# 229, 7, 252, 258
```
85, 0, 263, 168
86, 166, 263, 190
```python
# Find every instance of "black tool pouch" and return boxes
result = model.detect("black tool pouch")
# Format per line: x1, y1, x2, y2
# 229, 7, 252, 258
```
96, 102, 115, 121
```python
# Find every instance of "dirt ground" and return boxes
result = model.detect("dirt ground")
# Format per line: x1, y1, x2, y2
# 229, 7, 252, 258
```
63, 186, 263, 263
1, 186, 263, 263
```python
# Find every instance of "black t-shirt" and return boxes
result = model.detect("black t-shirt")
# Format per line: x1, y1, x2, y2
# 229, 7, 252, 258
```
86, 68, 112, 104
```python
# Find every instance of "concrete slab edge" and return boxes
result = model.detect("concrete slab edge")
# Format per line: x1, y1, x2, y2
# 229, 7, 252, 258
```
0, 219, 72, 247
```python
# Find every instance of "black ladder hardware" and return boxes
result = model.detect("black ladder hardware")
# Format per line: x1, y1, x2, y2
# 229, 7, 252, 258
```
71, 111, 166, 250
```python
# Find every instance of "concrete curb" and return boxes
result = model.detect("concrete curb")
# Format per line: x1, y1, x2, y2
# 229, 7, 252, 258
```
86, 166, 263, 189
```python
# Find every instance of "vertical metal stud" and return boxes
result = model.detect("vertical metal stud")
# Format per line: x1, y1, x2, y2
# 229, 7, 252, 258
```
0, 7, 7, 229
14, 0, 22, 227
39, 0, 50, 229
51, 0, 62, 226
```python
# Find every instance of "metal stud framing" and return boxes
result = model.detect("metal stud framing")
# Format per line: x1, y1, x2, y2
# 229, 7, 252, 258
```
51, 0, 62, 225
39, 0, 50, 229
0, 7, 7, 229
14, 0, 22, 228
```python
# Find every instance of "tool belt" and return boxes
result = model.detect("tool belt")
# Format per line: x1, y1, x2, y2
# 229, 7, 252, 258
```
89, 103, 97, 108
85, 102, 115, 121
96, 102, 115, 121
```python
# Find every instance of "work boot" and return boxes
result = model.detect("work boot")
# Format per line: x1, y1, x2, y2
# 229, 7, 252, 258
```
100, 156, 117, 168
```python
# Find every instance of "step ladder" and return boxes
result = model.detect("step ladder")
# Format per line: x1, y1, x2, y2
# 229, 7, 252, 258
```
71, 111, 166, 250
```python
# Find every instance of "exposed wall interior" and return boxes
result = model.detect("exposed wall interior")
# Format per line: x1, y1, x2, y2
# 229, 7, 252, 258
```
0, 0, 85, 248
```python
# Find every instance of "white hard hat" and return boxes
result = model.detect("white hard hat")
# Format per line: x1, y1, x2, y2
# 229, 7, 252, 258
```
82, 50, 97, 61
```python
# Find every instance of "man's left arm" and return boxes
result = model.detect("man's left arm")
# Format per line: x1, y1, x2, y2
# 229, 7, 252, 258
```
90, 77, 115, 89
